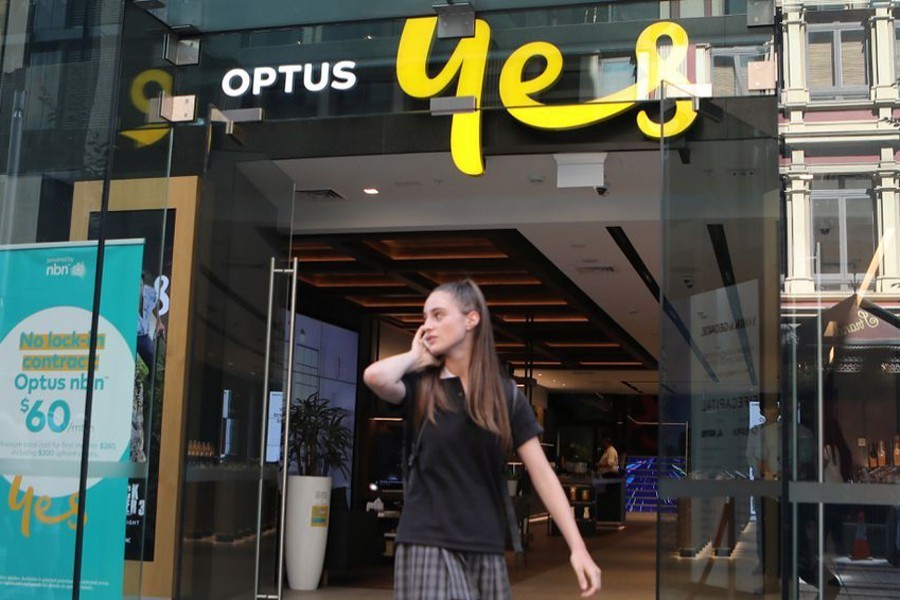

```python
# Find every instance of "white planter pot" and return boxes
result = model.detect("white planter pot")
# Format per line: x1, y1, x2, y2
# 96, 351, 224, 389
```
285, 475, 332, 591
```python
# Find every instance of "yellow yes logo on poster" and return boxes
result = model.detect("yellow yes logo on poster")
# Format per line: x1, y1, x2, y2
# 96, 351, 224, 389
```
397, 17, 700, 176
7, 475, 83, 537
310, 505, 329, 527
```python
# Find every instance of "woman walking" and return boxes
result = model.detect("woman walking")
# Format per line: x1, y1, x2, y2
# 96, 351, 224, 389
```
364, 279, 602, 599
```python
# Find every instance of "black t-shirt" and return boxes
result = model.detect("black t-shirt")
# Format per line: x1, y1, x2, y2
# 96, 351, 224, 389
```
395, 371, 543, 554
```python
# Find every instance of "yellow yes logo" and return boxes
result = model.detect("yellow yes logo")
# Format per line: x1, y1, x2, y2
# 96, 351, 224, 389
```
7, 475, 84, 537
397, 18, 699, 176
120, 69, 173, 148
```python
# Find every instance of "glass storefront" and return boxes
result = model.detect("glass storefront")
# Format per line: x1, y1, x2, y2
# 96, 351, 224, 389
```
7, 0, 900, 599
0, 0, 174, 597
779, 3, 900, 599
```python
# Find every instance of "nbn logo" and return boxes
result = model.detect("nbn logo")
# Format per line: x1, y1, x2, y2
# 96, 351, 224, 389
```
46, 264, 69, 276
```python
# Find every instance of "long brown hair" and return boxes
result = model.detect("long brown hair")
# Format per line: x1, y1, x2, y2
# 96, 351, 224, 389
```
415, 279, 512, 452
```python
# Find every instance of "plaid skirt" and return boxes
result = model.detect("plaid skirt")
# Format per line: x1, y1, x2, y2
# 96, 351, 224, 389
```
394, 543, 511, 600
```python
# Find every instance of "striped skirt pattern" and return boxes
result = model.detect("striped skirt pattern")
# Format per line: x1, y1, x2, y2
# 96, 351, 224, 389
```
394, 543, 511, 600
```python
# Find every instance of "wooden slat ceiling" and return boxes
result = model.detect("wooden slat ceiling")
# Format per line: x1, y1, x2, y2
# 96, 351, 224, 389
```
294, 230, 655, 371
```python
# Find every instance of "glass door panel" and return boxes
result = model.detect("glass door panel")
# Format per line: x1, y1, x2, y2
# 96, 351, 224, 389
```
177, 118, 295, 600
657, 96, 781, 598
0, 1, 180, 597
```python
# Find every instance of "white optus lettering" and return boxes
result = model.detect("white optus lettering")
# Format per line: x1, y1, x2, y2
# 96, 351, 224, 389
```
222, 68, 251, 97
331, 60, 357, 90
252, 67, 278, 95
220, 61, 358, 97
277, 64, 304, 93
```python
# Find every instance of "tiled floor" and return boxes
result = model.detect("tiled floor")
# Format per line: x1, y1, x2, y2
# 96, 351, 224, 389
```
179, 511, 900, 598
285, 513, 657, 599
281, 512, 900, 599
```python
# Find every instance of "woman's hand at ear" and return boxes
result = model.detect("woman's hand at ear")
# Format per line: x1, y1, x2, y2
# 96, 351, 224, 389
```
363, 325, 440, 403
412, 325, 442, 370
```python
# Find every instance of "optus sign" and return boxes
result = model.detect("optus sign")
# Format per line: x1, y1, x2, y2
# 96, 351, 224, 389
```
397, 17, 702, 176
221, 61, 358, 97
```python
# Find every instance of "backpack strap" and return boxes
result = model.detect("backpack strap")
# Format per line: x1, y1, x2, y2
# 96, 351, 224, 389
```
502, 379, 524, 554
404, 418, 427, 490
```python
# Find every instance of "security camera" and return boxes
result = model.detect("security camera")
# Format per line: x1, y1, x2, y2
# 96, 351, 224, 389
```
594, 186, 608, 196
683, 276, 694, 289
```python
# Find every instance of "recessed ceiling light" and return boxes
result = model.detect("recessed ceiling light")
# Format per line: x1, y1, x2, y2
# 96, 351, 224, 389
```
363, 188, 379, 195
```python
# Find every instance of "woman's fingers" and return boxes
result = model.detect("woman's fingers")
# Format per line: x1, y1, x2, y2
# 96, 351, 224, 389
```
578, 563, 601, 597
570, 554, 601, 597
583, 566, 602, 597
574, 562, 588, 593
412, 325, 428, 352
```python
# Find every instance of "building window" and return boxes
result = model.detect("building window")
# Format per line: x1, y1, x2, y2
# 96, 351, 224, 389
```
710, 47, 768, 96
582, 55, 636, 99
578, 2, 659, 24
810, 186, 876, 291
807, 24, 869, 100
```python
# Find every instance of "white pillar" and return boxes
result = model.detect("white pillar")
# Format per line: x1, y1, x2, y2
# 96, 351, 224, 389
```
869, 8, 898, 102
781, 6, 809, 106
785, 172, 815, 294
875, 166, 900, 292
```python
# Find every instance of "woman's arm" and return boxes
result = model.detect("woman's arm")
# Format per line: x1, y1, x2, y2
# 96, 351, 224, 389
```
363, 325, 438, 403
518, 437, 602, 597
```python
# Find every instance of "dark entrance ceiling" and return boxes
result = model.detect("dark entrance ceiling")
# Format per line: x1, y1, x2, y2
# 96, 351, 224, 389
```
293, 230, 656, 371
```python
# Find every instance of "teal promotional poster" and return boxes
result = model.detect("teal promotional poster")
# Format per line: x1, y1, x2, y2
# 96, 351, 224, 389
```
0, 240, 143, 598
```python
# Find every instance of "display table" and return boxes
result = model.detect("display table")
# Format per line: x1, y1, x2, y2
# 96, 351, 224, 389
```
376, 510, 401, 557
549, 476, 626, 534
593, 477, 626, 528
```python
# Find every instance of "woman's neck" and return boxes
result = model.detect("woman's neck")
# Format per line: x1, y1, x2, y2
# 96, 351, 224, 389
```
443, 354, 470, 388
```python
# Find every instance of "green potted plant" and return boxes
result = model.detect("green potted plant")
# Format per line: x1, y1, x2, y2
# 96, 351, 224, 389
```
287, 391, 352, 478
284, 392, 352, 591
567, 443, 591, 475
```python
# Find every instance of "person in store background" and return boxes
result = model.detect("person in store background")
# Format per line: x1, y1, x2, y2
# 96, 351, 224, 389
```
797, 389, 849, 587
746, 400, 782, 579
747, 402, 780, 481
137, 269, 165, 367
364, 279, 602, 599
748, 399, 818, 584
596, 437, 620, 478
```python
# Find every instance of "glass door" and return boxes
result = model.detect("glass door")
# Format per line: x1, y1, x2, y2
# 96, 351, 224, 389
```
0, 2, 182, 598
655, 10, 781, 600
177, 114, 296, 600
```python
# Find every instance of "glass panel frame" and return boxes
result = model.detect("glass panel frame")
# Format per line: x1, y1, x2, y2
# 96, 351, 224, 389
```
0, 0, 177, 597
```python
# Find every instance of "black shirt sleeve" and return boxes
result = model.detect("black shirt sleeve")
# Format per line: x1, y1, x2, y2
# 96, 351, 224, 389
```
509, 383, 543, 450
400, 371, 421, 416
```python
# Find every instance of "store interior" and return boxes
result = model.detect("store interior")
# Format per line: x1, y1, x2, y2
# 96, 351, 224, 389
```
167, 138, 782, 598
176, 148, 672, 596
